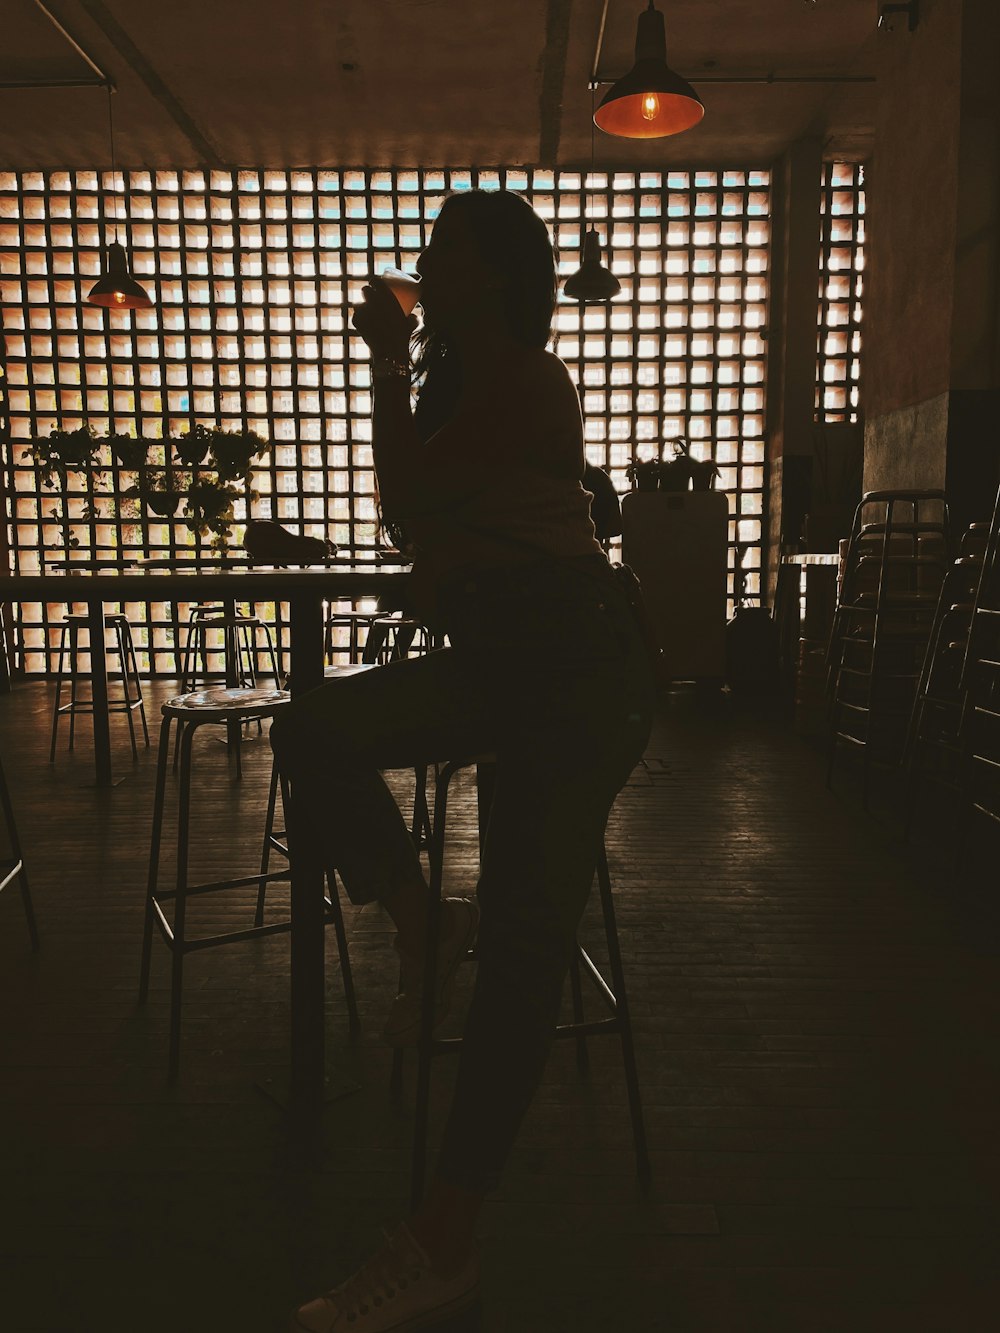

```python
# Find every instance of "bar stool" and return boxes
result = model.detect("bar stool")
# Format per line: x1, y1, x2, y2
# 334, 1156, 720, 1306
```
0, 745, 39, 950
49, 612, 149, 763
324, 604, 385, 665
178, 603, 281, 692
396, 755, 649, 1209
138, 684, 350, 1079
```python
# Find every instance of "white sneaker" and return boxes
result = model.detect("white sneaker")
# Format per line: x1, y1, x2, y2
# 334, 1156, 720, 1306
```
382, 897, 480, 1047
290, 1222, 480, 1332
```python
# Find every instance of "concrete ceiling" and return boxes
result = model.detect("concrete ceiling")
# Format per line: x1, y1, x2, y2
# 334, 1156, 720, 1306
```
1, 1, 879, 171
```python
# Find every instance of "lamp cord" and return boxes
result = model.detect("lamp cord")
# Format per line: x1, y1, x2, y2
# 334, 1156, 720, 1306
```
588, 86, 596, 240
106, 82, 119, 243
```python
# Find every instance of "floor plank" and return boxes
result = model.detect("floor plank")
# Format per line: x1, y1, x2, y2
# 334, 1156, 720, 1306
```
1, 680, 998, 1332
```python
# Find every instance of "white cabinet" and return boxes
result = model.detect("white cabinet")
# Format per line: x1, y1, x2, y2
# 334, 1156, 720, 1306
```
621, 490, 729, 681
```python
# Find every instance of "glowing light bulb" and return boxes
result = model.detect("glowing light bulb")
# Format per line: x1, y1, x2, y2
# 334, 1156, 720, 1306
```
641, 92, 660, 122
113, 290, 127, 305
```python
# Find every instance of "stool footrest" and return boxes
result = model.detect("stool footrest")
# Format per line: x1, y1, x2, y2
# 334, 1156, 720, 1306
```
576, 944, 618, 1014
151, 868, 290, 903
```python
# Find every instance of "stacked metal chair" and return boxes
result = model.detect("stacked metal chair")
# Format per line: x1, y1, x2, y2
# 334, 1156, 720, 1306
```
902, 523, 989, 833
826, 490, 950, 803
954, 488, 1000, 844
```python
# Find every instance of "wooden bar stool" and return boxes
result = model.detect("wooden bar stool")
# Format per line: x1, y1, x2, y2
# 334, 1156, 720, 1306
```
397, 755, 649, 1209
139, 685, 298, 1079
49, 611, 149, 762
0, 745, 39, 950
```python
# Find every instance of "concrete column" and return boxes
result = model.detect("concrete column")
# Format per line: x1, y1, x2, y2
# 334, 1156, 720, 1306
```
765, 136, 822, 602
863, 0, 1000, 533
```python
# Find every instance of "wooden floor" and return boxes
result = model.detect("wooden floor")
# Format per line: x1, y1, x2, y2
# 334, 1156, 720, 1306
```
1, 678, 998, 1333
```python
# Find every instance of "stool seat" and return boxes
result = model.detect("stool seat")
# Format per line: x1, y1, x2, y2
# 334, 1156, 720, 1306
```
65, 611, 131, 626
185, 614, 263, 629
162, 686, 291, 721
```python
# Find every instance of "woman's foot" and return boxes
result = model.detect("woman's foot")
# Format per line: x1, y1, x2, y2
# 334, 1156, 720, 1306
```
289, 1222, 480, 1332
382, 896, 480, 1046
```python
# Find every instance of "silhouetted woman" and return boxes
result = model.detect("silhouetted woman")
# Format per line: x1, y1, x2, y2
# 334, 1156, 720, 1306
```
271, 188, 655, 1332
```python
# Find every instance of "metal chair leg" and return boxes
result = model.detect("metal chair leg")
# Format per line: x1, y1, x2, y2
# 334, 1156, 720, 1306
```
67, 621, 79, 752
115, 619, 140, 761
567, 947, 590, 1074
139, 715, 173, 1003
0, 753, 40, 952
123, 619, 150, 747
256, 757, 281, 927
411, 763, 452, 1210
595, 842, 649, 1183
168, 721, 197, 1082
48, 623, 68, 762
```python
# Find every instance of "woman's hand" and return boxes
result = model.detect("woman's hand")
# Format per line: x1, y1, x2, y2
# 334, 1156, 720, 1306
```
351, 277, 417, 362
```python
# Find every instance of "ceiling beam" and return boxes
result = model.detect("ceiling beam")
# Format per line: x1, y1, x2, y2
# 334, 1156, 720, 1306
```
538, 0, 574, 166
77, 0, 225, 166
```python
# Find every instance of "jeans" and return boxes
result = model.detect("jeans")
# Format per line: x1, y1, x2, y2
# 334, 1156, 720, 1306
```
269, 553, 655, 1192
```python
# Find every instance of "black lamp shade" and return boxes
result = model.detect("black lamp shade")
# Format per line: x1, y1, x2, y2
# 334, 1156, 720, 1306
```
563, 229, 622, 303
87, 242, 153, 309
594, 4, 704, 139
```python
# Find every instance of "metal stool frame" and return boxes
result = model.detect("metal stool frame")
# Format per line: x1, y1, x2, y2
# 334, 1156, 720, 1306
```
0, 747, 39, 950
139, 687, 297, 1079
178, 603, 281, 693
49, 612, 149, 762
398, 756, 649, 1208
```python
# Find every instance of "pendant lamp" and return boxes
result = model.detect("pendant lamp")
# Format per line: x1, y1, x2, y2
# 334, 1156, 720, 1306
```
594, 1, 704, 139
563, 93, 622, 304
87, 86, 152, 310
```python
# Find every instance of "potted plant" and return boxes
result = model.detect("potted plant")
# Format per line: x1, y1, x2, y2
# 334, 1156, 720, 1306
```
626, 457, 661, 493
173, 423, 214, 468
689, 455, 720, 492
135, 470, 184, 517
109, 434, 150, 471
659, 437, 695, 492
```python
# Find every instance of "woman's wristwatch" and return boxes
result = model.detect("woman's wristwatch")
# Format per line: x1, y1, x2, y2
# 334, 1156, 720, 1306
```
372, 355, 410, 381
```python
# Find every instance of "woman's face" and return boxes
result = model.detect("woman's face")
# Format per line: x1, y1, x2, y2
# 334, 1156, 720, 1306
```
415, 205, 500, 332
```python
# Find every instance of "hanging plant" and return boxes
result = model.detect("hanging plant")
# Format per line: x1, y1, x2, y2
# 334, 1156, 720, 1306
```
131, 469, 185, 517
109, 433, 150, 470
22, 424, 102, 482
173, 423, 214, 467
207, 427, 268, 482
22, 426, 106, 555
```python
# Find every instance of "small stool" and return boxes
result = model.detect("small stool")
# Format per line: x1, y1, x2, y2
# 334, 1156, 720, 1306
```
397, 756, 649, 1208
0, 746, 39, 950
178, 603, 281, 692
139, 686, 301, 1079
49, 612, 149, 763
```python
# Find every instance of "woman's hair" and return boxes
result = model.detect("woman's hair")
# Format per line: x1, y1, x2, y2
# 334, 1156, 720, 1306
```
412, 189, 556, 441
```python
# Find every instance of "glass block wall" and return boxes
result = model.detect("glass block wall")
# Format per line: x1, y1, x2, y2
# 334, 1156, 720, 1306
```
0, 166, 770, 674
816, 162, 865, 423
